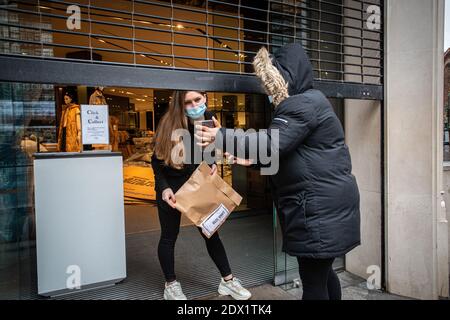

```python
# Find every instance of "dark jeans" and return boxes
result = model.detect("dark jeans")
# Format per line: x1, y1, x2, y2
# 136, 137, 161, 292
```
297, 257, 342, 300
156, 195, 232, 283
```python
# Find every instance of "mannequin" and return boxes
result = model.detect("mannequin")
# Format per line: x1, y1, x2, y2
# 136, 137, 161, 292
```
89, 86, 107, 105
57, 92, 82, 152
89, 86, 119, 151
109, 115, 120, 152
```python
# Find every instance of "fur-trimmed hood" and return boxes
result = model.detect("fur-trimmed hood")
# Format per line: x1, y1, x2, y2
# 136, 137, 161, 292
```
253, 43, 314, 106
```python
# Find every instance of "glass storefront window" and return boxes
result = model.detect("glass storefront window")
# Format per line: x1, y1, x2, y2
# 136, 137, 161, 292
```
0, 81, 276, 299
0, 82, 55, 299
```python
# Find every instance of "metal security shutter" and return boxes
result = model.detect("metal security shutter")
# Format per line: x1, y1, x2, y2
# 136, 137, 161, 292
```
0, 0, 383, 97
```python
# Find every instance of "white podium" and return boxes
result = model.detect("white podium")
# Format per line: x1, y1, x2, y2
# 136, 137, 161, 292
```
33, 152, 126, 297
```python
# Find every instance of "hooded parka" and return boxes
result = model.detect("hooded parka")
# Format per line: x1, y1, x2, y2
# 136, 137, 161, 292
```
217, 43, 361, 258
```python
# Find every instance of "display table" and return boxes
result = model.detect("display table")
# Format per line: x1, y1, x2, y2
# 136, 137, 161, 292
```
33, 152, 126, 297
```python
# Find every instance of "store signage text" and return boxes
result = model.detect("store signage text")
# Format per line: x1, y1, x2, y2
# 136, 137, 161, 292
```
81, 105, 110, 145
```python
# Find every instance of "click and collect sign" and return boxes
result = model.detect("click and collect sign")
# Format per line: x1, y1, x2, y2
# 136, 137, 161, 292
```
81, 105, 110, 145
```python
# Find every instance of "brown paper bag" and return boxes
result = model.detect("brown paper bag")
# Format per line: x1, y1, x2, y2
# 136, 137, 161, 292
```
174, 162, 243, 238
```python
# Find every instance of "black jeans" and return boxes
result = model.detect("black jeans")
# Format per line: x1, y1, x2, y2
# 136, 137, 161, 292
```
297, 257, 342, 300
156, 195, 232, 283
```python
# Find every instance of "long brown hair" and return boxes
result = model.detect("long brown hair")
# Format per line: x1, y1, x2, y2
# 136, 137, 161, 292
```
152, 90, 208, 168
151, 90, 188, 169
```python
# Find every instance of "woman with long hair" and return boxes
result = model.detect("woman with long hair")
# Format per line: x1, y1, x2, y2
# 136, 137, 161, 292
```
150, 90, 251, 300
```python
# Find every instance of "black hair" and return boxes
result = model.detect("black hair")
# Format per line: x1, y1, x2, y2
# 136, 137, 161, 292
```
64, 91, 77, 103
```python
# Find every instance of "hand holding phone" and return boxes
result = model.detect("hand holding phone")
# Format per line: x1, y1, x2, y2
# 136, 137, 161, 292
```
195, 119, 215, 128
195, 117, 221, 147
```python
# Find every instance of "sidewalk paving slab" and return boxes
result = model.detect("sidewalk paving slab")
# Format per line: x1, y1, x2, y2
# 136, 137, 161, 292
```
201, 272, 411, 300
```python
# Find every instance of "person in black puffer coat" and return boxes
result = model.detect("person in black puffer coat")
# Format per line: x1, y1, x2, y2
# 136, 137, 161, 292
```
196, 43, 361, 300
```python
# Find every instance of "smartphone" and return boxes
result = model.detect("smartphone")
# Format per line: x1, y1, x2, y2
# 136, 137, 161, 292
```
195, 119, 215, 128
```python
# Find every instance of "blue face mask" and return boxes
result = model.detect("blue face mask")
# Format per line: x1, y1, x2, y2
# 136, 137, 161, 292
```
268, 95, 274, 104
185, 103, 207, 119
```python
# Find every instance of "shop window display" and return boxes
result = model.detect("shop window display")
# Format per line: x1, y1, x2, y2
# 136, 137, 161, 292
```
16, 85, 273, 233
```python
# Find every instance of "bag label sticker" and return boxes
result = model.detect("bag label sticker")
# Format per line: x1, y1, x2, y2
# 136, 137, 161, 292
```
200, 204, 230, 237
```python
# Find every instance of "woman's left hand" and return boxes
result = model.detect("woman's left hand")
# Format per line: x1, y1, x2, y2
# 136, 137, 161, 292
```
195, 117, 221, 147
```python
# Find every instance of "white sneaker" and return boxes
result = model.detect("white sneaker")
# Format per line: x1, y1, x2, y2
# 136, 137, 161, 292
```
164, 281, 187, 300
218, 277, 252, 300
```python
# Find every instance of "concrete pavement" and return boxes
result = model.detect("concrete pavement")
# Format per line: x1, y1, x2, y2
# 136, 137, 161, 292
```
202, 271, 410, 300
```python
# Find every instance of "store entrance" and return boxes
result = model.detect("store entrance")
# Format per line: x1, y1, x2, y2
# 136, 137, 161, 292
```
0, 81, 349, 300
49, 85, 275, 299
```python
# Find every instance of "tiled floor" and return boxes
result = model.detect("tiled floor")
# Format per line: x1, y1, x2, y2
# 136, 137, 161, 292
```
6, 212, 275, 300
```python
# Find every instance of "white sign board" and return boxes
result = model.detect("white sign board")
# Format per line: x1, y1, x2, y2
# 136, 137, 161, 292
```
81, 105, 109, 145
34, 154, 126, 296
